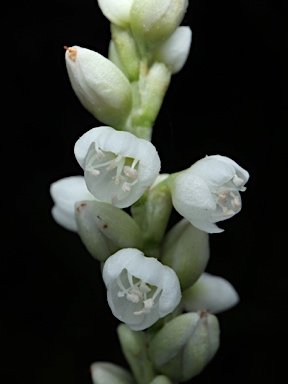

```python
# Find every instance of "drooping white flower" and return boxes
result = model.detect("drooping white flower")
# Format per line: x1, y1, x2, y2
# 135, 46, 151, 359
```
182, 272, 240, 314
170, 155, 249, 233
65, 45, 132, 129
153, 26, 192, 74
50, 176, 95, 231
102, 248, 182, 331
97, 0, 133, 28
74, 126, 161, 208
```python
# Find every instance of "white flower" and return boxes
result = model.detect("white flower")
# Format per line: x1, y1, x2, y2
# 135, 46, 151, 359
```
170, 155, 249, 233
102, 248, 182, 331
153, 26, 192, 74
65, 45, 132, 128
50, 176, 95, 231
97, 0, 133, 28
74, 126, 161, 208
182, 272, 240, 314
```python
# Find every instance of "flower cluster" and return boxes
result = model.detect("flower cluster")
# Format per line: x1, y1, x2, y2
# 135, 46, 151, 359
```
49, 1, 250, 383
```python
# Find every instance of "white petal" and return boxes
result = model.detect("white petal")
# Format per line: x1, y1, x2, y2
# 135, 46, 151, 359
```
183, 272, 240, 314
51, 205, 77, 232
189, 219, 224, 234
50, 176, 94, 212
172, 172, 216, 218
153, 26, 192, 74
189, 156, 236, 187
50, 176, 95, 231
97, 0, 133, 27
208, 155, 250, 184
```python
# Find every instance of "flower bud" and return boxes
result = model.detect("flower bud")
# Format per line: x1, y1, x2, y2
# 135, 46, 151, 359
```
97, 0, 133, 28
117, 324, 155, 384
102, 248, 181, 331
153, 26, 192, 74
74, 126, 161, 208
65, 46, 132, 129
130, 174, 172, 258
110, 24, 140, 81
183, 272, 240, 314
130, 0, 188, 49
75, 200, 143, 262
148, 376, 173, 384
160, 218, 210, 290
90, 362, 135, 384
148, 312, 220, 381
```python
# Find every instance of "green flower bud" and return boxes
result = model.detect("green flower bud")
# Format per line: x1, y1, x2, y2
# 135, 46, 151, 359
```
110, 24, 140, 82
117, 323, 155, 384
148, 312, 220, 382
149, 375, 173, 384
160, 218, 210, 290
130, 175, 173, 258
130, 0, 188, 50
90, 362, 135, 384
75, 200, 143, 261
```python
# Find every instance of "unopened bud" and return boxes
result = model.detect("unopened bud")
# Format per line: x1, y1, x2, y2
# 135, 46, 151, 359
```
90, 362, 135, 384
148, 312, 220, 382
183, 272, 240, 314
160, 218, 210, 290
65, 45, 132, 129
131, 175, 172, 258
148, 375, 173, 384
153, 26, 192, 74
75, 200, 143, 261
130, 0, 188, 49
110, 24, 140, 81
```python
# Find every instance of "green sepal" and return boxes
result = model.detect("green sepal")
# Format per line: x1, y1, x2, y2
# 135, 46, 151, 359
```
110, 23, 140, 82
117, 323, 155, 384
148, 312, 220, 382
75, 200, 143, 262
160, 218, 210, 290
130, 179, 173, 258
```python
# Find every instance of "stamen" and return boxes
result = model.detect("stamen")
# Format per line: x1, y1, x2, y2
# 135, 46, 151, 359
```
122, 182, 132, 192
124, 166, 138, 179
94, 142, 105, 160
111, 193, 118, 206
114, 157, 126, 184
231, 196, 241, 208
216, 190, 230, 206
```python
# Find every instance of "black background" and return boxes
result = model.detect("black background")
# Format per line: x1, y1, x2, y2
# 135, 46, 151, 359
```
3, 1, 288, 383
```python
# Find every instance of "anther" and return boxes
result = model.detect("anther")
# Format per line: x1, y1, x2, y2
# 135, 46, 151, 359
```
124, 166, 138, 179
